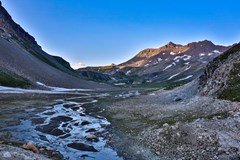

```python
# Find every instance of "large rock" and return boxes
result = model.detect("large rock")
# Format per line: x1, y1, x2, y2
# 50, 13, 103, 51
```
67, 143, 98, 152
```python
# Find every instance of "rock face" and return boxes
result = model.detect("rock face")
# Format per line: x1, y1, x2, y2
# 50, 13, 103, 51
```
80, 40, 230, 85
0, 2, 111, 89
199, 43, 240, 101
0, 2, 40, 50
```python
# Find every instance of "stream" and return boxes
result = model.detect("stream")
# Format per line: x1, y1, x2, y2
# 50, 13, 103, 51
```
0, 90, 141, 160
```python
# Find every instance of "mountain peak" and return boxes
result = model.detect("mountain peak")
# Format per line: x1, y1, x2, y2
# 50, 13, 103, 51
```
166, 41, 177, 47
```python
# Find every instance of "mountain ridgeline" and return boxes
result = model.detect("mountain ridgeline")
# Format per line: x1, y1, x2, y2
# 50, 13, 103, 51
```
79, 40, 230, 88
0, 1, 109, 89
199, 43, 240, 101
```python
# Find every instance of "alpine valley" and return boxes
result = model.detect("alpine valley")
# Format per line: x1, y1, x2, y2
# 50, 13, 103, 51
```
0, 1, 239, 160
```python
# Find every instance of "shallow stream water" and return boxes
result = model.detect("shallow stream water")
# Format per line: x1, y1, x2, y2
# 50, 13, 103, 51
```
0, 90, 141, 160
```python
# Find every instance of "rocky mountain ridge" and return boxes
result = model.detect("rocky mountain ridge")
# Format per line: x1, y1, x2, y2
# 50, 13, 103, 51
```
0, 1, 110, 89
79, 40, 230, 87
199, 43, 240, 101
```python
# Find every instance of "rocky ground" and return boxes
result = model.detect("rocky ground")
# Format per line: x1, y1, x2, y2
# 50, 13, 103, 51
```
0, 81, 239, 160
0, 144, 51, 160
96, 80, 240, 160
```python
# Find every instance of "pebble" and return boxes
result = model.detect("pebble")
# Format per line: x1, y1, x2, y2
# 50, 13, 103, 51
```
22, 143, 39, 154
163, 123, 169, 127
86, 134, 99, 142
3, 151, 11, 158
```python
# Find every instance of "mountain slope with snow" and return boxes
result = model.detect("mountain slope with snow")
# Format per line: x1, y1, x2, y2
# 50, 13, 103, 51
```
79, 41, 230, 86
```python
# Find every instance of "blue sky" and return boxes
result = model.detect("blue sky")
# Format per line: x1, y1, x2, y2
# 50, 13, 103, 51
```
1, 0, 240, 67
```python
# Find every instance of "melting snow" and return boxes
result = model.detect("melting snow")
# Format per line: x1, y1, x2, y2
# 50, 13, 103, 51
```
157, 58, 162, 62
114, 83, 126, 86
162, 53, 166, 55
208, 53, 214, 56
184, 62, 190, 65
36, 82, 91, 92
163, 64, 173, 71
176, 75, 193, 81
168, 73, 180, 80
212, 50, 222, 54
170, 52, 177, 55
126, 70, 131, 75
0, 85, 91, 94
183, 55, 191, 61
144, 64, 150, 67
173, 56, 181, 61
199, 53, 206, 56
184, 66, 192, 71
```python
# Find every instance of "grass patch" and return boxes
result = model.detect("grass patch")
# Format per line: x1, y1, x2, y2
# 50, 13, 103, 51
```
218, 63, 240, 101
0, 69, 31, 87
12, 35, 77, 76
129, 80, 190, 90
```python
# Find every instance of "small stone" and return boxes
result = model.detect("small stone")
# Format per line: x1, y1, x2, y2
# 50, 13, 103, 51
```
3, 152, 11, 158
86, 128, 97, 133
67, 143, 98, 152
22, 142, 39, 154
86, 134, 99, 142
162, 123, 169, 127
81, 121, 91, 126
176, 132, 181, 137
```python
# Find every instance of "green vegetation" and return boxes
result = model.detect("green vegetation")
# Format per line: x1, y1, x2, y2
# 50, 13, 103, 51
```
207, 43, 240, 77
218, 63, 240, 101
98, 64, 116, 71
218, 43, 240, 61
0, 69, 31, 87
129, 80, 190, 90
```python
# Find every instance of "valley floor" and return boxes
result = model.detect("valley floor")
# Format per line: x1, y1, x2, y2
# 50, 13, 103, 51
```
96, 81, 240, 160
0, 81, 239, 160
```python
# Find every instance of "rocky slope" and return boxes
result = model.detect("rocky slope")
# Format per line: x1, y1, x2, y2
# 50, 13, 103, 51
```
199, 43, 240, 101
79, 41, 230, 86
0, 2, 110, 89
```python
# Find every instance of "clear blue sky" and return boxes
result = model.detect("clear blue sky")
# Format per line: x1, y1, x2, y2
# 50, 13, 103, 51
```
1, 0, 240, 67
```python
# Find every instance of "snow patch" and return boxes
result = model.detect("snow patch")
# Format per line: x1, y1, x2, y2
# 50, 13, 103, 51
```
184, 66, 192, 71
168, 73, 180, 80
157, 58, 162, 62
163, 64, 173, 71
0, 85, 91, 94
212, 50, 222, 54
126, 70, 131, 75
173, 56, 181, 61
199, 53, 206, 57
144, 63, 150, 67
183, 55, 191, 61
36, 82, 91, 92
208, 53, 214, 56
170, 52, 177, 55
176, 75, 193, 81
114, 83, 126, 86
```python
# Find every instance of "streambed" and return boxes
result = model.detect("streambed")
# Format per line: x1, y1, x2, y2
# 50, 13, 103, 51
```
0, 90, 142, 160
